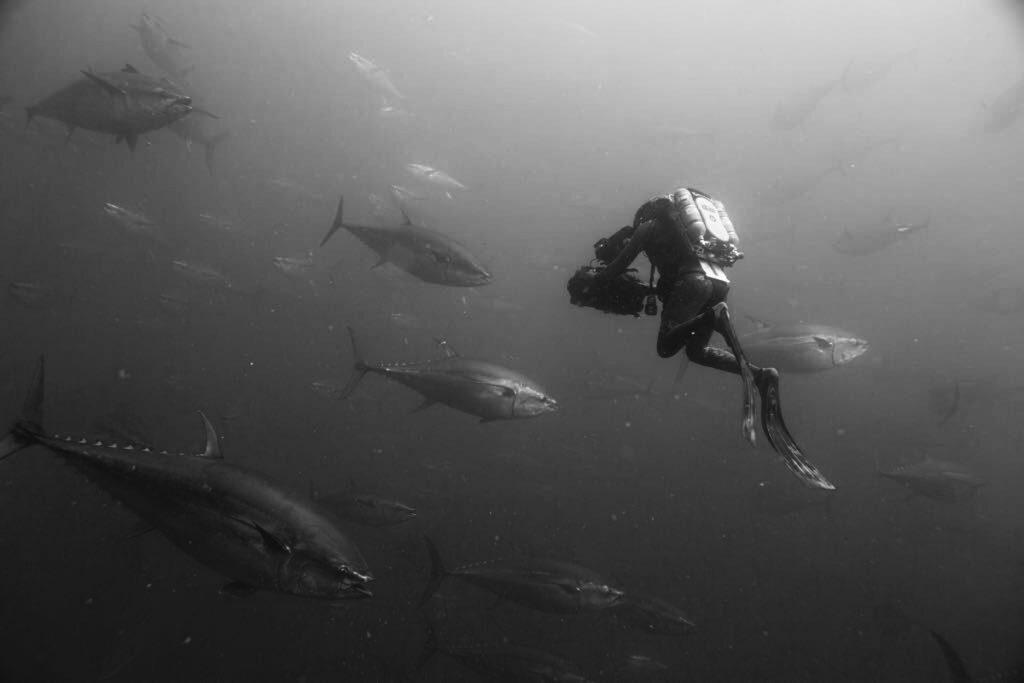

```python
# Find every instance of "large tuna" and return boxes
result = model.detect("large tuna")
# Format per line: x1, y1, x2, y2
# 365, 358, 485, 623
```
0, 357, 373, 601
26, 64, 198, 150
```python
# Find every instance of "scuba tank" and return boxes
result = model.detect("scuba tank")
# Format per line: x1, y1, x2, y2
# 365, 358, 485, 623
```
671, 188, 742, 267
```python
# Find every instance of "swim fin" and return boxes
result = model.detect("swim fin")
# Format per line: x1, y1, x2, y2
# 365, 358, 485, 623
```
756, 369, 835, 490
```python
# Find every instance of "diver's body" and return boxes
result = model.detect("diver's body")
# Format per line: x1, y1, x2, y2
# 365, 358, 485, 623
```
594, 188, 834, 490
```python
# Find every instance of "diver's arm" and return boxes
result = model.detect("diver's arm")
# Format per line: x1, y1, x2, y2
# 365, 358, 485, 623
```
598, 220, 652, 280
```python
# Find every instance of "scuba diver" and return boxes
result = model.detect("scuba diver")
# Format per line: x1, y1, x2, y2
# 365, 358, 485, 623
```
567, 187, 834, 490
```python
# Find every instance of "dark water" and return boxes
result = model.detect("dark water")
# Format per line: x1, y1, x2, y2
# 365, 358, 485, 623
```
2, 0, 1024, 680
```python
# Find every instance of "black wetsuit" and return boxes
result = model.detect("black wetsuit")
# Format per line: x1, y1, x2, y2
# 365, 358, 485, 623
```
600, 194, 751, 372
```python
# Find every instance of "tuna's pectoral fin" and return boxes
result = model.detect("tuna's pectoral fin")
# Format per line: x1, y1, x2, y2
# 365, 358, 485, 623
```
122, 133, 138, 152
246, 520, 291, 556
220, 581, 258, 598
812, 336, 834, 349
80, 70, 128, 97
169, 38, 191, 49
121, 64, 139, 74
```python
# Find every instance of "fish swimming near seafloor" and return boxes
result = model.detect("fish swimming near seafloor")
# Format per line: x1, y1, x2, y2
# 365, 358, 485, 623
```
318, 195, 491, 287
740, 321, 870, 372
419, 537, 623, 614
832, 217, 928, 256
26, 64, 200, 151
131, 13, 194, 82
332, 328, 558, 422
0, 357, 373, 601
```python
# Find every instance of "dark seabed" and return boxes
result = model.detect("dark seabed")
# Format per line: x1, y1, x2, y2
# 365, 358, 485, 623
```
2, 0, 1024, 681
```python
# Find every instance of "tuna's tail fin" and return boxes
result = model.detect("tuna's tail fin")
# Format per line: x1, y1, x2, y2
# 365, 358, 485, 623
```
333, 327, 370, 401
418, 536, 448, 607
319, 196, 346, 248
0, 355, 45, 460
203, 131, 230, 176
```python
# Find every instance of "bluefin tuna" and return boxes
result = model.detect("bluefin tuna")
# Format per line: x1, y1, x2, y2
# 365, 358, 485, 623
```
348, 52, 404, 102
420, 537, 623, 614
167, 114, 230, 174
103, 202, 169, 245
741, 321, 870, 372
26, 64, 198, 151
335, 328, 557, 422
879, 458, 986, 503
319, 493, 416, 528
318, 195, 491, 287
0, 357, 373, 600
405, 163, 468, 193
131, 13, 195, 82
832, 217, 928, 255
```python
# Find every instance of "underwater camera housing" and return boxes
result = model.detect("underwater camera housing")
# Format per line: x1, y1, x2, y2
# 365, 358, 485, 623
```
567, 265, 653, 317
593, 225, 636, 265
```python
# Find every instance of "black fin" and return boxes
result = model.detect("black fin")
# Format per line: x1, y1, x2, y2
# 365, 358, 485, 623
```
168, 38, 191, 49
418, 536, 448, 607
757, 371, 836, 491
122, 64, 139, 74
124, 133, 138, 152
320, 196, 346, 247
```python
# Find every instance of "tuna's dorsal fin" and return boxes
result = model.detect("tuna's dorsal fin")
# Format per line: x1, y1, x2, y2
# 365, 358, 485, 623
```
81, 70, 127, 97
122, 64, 139, 74
198, 411, 222, 458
